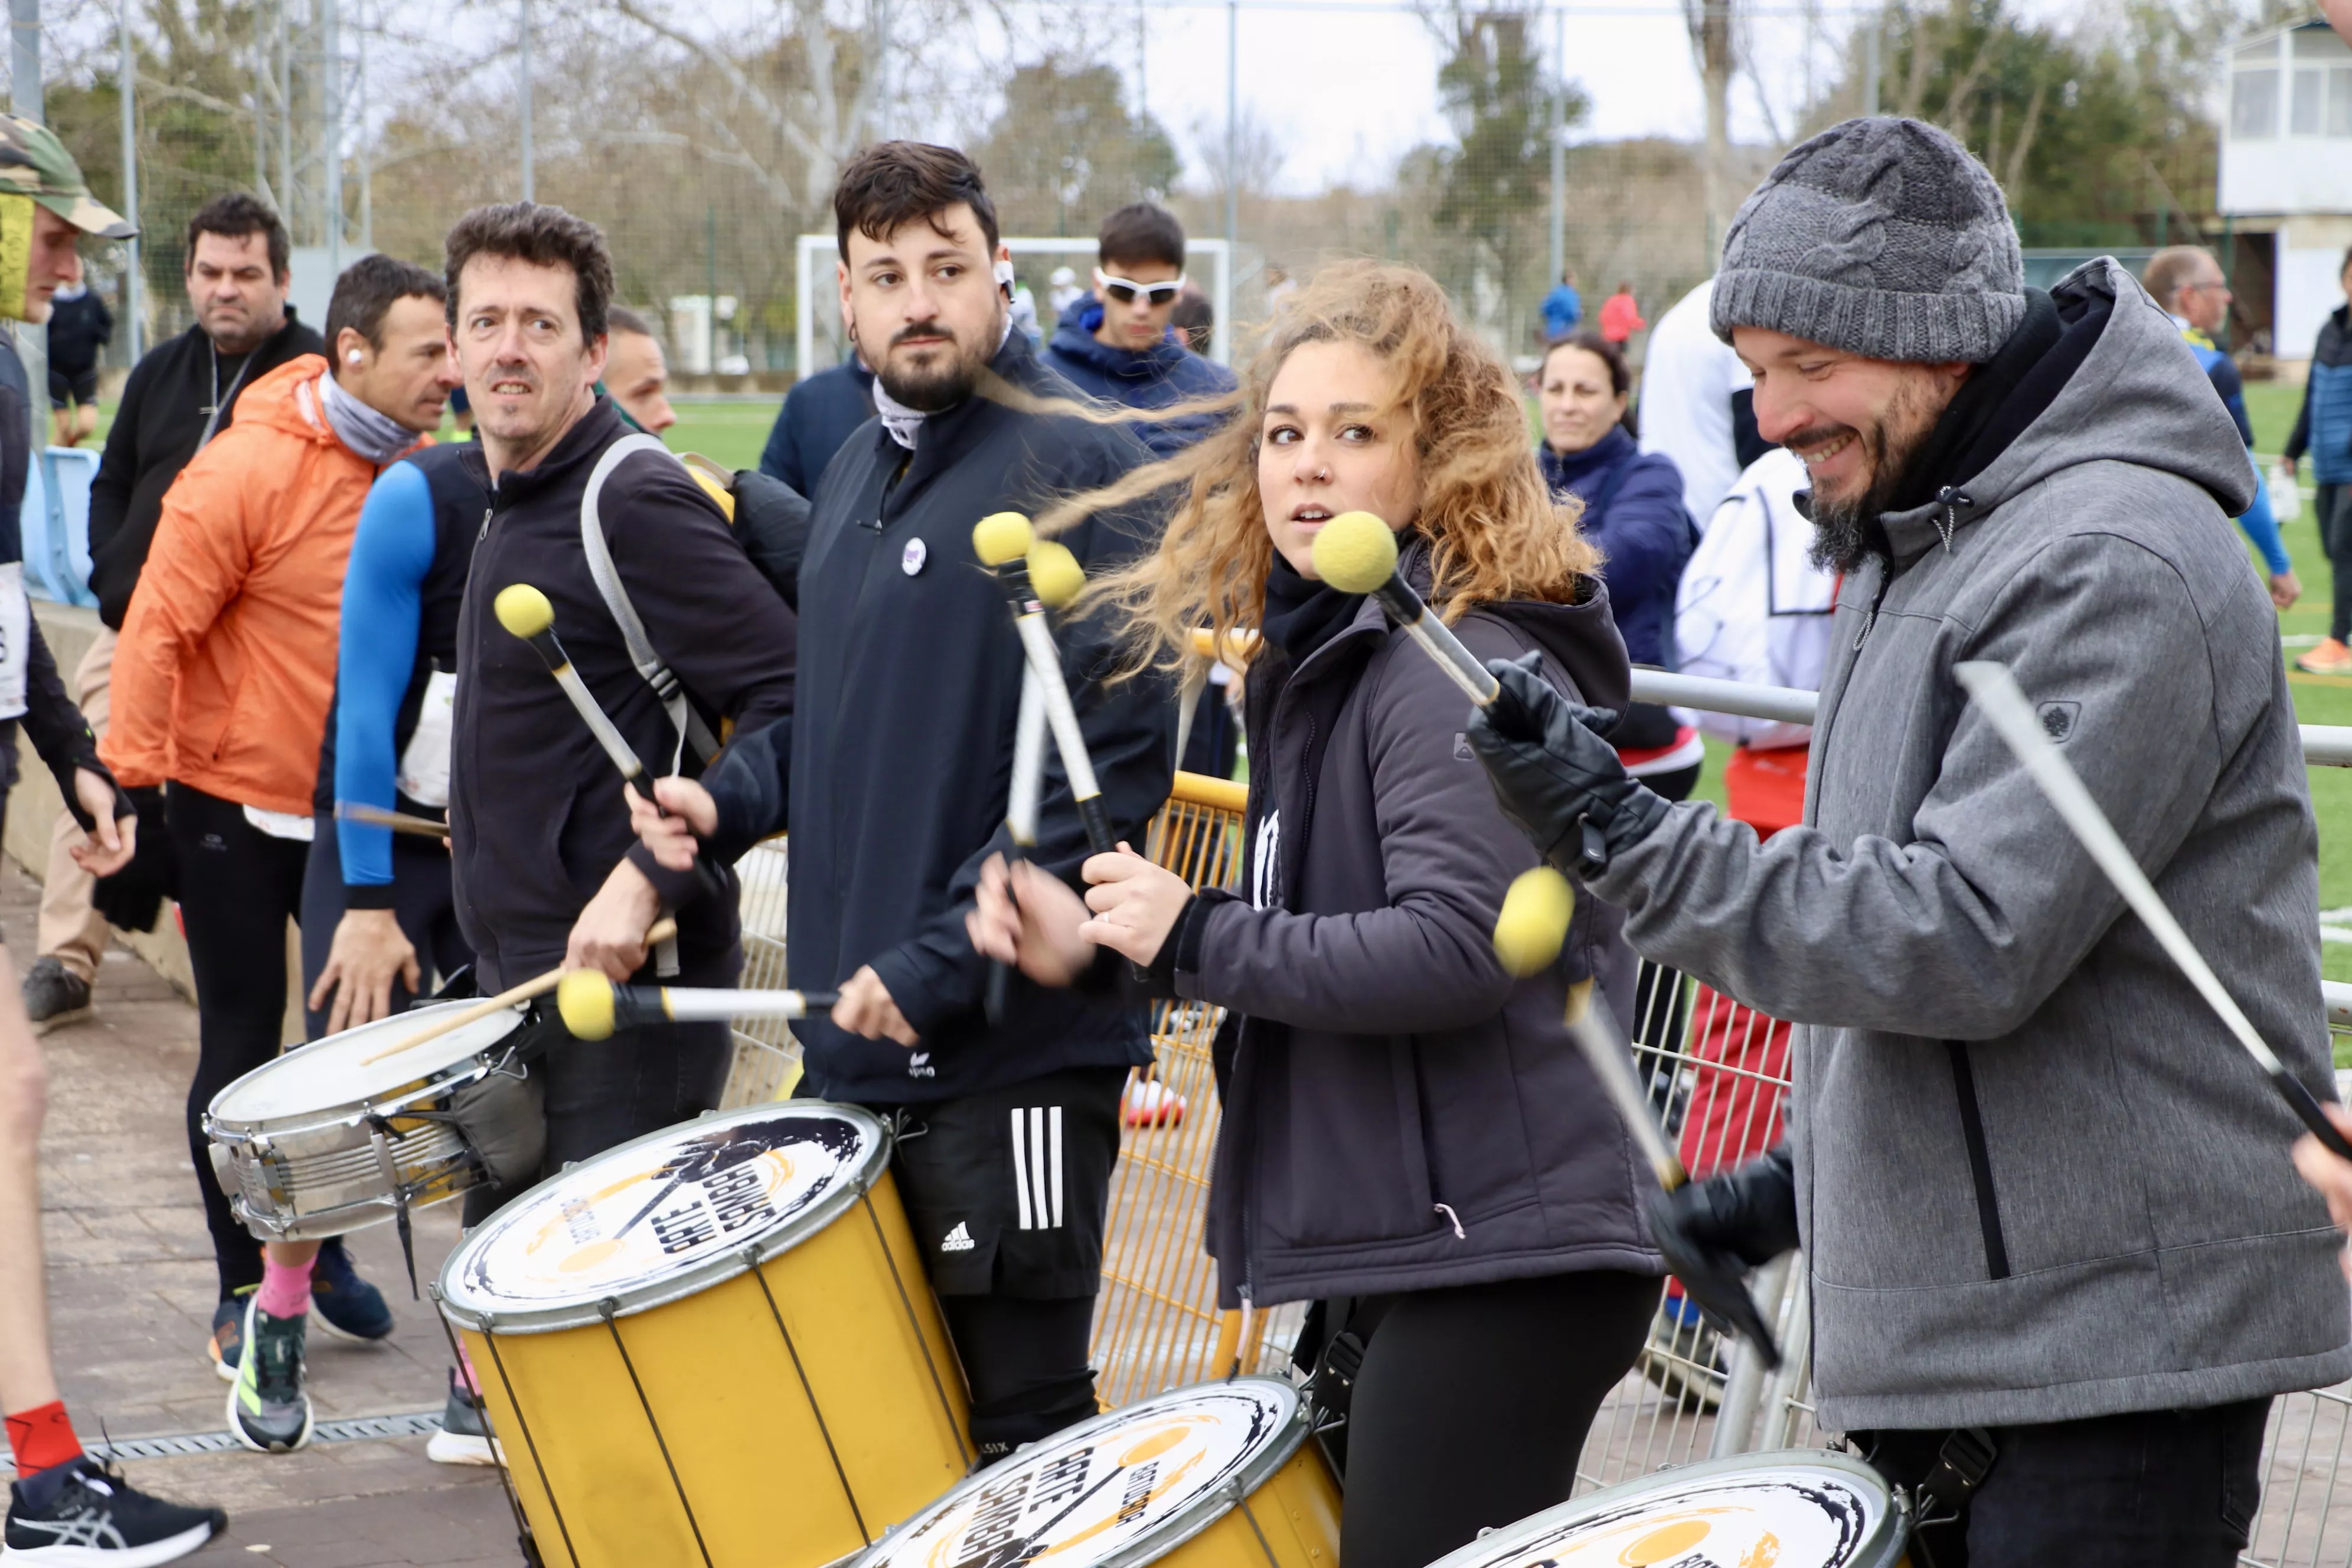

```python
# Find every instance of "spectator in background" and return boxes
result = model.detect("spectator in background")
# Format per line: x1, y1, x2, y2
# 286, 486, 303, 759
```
1540, 266, 1582, 342
25, 194, 324, 1039
1170, 285, 1214, 355
44, 279, 109, 446
599, 306, 675, 437
1638, 277, 1775, 525
758, 354, 874, 501
1047, 264, 1084, 317
2287, 247, 2352, 675
2141, 246, 2298, 611
1043, 201, 1236, 458
1598, 280, 1645, 348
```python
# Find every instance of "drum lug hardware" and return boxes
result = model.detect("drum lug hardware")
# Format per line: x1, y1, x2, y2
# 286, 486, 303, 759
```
364, 1113, 423, 1299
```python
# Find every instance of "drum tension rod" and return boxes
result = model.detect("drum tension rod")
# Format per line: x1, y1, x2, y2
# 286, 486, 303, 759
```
1223, 1478, 1285, 1568
362, 1113, 421, 1299
742, 1242, 871, 1545
597, 1297, 716, 1568
478, 1315, 582, 1568
429, 1289, 542, 1568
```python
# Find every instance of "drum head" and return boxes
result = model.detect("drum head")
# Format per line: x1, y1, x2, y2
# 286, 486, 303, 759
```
1419, 1451, 1906, 1568
209, 1002, 524, 1127
437, 1101, 887, 1331
850, 1378, 1306, 1568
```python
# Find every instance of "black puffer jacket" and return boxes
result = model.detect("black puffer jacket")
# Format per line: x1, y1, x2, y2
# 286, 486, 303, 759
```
1180, 545, 1660, 1306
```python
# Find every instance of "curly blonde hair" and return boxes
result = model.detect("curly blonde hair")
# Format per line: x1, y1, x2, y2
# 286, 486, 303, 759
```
1041, 259, 1599, 675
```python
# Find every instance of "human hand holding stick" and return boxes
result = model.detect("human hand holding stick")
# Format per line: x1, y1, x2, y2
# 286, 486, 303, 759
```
354, 916, 680, 1066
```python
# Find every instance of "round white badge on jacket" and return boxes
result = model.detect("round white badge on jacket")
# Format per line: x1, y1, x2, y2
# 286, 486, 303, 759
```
902, 538, 927, 576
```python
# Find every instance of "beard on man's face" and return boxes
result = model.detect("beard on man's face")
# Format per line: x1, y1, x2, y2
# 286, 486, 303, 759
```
1798, 379, 1946, 574
873, 319, 995, 413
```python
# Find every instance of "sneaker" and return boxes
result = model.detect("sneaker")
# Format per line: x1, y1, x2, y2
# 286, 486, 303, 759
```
2297, 637, 2352, 676
1122, 1078, 1187, 1129
21, 956, 92, 1037
4, 1453, 225, 1564
425, 1369, 504, 1467
309, 1238, 394, 1342
226, 1298, 313, 1454
206, 1288, 254, 1383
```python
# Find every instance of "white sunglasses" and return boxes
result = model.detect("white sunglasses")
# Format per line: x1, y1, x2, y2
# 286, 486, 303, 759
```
1095, 268, 1187, 307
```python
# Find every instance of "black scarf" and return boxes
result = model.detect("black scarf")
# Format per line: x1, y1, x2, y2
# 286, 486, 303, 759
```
1260, 551, 1363, 664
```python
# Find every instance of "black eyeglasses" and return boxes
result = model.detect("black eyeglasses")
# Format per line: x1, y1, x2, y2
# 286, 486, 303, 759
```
1096, 268, 1187, 307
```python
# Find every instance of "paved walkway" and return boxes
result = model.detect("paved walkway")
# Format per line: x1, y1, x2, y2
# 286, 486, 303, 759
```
14, 860, 518, 1565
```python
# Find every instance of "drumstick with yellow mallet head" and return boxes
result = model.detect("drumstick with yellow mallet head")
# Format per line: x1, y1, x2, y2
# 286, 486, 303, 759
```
493, 582, 726, 901
1954, 660, 2352, 1162
556, 971, 841, 1041
1310, 509, 1501, 705
971, 512, 1116, 855
1493, 866, 1783, 1367
984, 536, 1087, 1021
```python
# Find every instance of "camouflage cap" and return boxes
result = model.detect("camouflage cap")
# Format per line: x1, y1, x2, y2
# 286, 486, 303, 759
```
0, 115, 133, 239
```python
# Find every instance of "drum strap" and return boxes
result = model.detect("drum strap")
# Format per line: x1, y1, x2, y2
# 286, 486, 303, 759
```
1913, 1426, 1999, 1525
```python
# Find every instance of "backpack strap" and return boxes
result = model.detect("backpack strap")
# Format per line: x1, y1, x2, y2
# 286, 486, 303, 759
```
580, 433, 722, 770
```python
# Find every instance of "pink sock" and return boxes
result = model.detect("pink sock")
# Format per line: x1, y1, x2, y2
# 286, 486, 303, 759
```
456, 1338, 482, 1396
256, 1253, 315, 1318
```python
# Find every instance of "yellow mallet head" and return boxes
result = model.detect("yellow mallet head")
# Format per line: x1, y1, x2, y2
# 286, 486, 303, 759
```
494, 583, 556, 640
1027, 541, 1086, 609
1492, 866, 1575, 978
1311, 510, 1401, 594
682, 455, 737, 522
972, 511, 1035, 567
556, 969, 618, 1041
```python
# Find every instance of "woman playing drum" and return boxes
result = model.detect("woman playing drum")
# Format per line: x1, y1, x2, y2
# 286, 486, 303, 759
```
965, 261, 1663, 1568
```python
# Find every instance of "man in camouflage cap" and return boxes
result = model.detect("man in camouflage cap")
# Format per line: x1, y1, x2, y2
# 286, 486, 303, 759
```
0, 116, 229, 1565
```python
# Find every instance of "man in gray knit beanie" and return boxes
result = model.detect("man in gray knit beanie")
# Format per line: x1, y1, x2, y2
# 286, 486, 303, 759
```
1470, 114, 2340, 1566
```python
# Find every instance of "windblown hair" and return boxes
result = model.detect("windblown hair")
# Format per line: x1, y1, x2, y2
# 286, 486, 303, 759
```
1047, 259, 1598, 675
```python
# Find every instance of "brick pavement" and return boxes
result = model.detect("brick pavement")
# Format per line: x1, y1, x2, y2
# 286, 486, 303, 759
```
13, 858, 520, 1565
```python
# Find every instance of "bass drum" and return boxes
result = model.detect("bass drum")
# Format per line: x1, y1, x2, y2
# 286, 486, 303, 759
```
848, 1377, 1338, 1568
1417, 1450, 1910, 1568
437, 1101, 969, 1568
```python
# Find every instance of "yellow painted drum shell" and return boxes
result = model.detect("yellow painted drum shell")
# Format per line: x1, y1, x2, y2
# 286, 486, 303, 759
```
445, 1110, 969, 1568
1146, 1443, 1341, 1568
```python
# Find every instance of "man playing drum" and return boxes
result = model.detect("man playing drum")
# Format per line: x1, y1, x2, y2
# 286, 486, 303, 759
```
625, 142, 1174, 1461
1465, 116, 2352, 1566
0, 113, 228, 1562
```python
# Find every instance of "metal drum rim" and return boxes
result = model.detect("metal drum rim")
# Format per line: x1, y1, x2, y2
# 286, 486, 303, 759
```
436, 1099, 890, 1334
844, 1376, 1311, 1568
1416, 1448, 1909, 1568
204, 1002, 525, 1138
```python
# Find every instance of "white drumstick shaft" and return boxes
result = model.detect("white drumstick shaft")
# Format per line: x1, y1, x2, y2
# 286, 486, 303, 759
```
647, 987, 821, 1023
1014, 611, 1102, 803
1008, 665, 1046, 848
1953, 661, 2288, 1077
551, 661, 651, 784
1564, 982, 1686, 1188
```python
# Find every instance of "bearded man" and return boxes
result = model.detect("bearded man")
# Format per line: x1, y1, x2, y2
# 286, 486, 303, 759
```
622, 140, 1173, 1460
1466, 117, 2351, 1566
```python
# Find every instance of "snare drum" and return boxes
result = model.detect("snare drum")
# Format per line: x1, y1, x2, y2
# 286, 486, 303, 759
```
1420, 1451, 1910, 1568
203, 1001, 525, 1241
848, 1377, 1338, 1568
437, 1101, 970, 1568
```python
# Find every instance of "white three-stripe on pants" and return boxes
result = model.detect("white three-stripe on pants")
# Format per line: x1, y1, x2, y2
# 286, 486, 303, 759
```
1009, 1105, 1064, 1230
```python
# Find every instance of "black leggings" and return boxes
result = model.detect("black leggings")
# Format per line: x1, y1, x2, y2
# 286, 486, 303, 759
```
1338, 1269, 1658, 1568
172, 784, 314, 1297
297, 816, 473, 1040
2320, 482, 2351, 642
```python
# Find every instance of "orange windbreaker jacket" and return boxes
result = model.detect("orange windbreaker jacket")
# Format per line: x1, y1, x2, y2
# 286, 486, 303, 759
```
104, 356, 426, 816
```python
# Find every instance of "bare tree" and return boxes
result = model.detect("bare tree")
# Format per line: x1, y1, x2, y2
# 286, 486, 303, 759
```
1685, 0, 1736, 251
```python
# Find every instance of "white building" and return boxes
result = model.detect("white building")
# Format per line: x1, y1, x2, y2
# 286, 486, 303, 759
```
2221, 20, 2352, 363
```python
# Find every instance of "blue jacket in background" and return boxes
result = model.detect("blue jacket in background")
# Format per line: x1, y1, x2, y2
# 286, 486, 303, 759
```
2289, 304, 2352, 488
1540, 283, 1582, 341
1539, 425, 1694, 668
1041, 299, 1237, 457
759, 360, 874, 499
2179, 323, 2290, 576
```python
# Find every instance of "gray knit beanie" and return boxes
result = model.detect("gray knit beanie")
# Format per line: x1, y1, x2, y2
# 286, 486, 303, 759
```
1710, 116, 2024, 362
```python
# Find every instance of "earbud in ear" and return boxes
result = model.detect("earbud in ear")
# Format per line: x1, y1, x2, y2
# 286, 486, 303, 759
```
347, 351, 363, 364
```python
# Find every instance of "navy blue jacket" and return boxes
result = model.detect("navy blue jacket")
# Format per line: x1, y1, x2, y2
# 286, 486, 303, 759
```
1538, 426, 1694, 668
696, 334, 1174, 1104
759, 361, 874, 499
1041, 299, 1236, 457
2289, 305, 2352, 488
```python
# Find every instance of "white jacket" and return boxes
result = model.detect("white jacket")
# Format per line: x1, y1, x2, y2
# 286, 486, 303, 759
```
1669, 447, 1836, 749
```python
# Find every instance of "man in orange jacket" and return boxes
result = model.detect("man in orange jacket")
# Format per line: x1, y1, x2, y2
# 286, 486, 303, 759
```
97, 253, 459, 1455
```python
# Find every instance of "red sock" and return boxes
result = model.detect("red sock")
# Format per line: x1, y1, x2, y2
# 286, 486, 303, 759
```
256, 1252, 315, 1319
6, 1402, 82, 1477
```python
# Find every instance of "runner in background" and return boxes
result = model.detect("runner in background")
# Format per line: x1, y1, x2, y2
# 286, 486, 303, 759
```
26, 194, 323, 1039
1598, 280, 1645, 349
94, 256, 456, 1451
43, 280, 108, 447
0, 113, 228, 1566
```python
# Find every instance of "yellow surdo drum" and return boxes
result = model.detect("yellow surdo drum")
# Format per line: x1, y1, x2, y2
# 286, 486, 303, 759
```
436, 1102, 970, 1568
849, 1377, 1337, 1568
1418, 1451, 1910, 1568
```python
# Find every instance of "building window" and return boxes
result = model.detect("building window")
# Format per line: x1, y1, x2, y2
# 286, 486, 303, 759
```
2333, 67, 2352, 136
2295, 67, 2327, 133
2235, 68, 2280, 137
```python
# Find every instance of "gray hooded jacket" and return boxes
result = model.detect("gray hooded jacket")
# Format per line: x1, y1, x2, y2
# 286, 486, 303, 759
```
1587, 258, 2352, 1431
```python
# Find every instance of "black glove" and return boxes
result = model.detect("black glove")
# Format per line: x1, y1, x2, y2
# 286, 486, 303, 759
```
1464, 651, 1671, 876
90, 786, 177, 933
1655, 1144, 1801, 1272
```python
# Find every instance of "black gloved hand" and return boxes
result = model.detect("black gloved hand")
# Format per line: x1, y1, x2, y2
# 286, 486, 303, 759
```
1463, 651, 1671, 876
90, 785, 176, 933
1655, 1144, 1801, 1273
